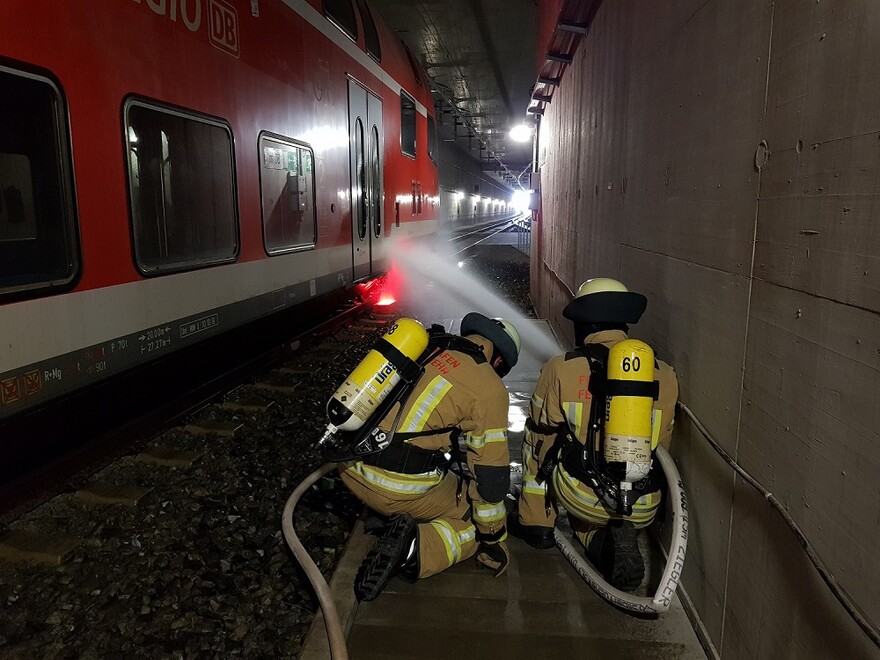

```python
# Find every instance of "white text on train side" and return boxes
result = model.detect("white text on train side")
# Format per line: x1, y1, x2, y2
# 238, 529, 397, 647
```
132, 0, 240, 57
132, 0, 203, 32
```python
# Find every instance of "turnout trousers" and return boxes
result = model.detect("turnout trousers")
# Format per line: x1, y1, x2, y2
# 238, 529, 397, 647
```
518, 438, 662, 547
339, 463, 478, 578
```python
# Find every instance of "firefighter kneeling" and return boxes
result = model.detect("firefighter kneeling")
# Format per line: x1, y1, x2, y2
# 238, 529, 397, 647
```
330, 312, 521, 601
510, 278, 679, 592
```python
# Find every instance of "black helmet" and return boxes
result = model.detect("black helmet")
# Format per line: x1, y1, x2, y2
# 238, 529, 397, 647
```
460, 312, 521, 376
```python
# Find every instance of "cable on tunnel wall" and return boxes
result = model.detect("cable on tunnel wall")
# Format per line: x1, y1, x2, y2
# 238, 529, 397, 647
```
677, 401, 880, 649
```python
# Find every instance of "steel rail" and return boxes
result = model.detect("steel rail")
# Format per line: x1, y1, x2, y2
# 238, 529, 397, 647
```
0, 301, 368, 521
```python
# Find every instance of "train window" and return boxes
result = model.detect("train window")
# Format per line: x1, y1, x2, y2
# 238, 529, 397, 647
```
403, 47, 423, 88
355, 0, 381, 61
323, 0, 358, 41
400, 91, 416, 158
370, 125, 381, 237
0, 65, 79, 300
125, 100, 238, 274
259, 133, 317, 254
427, 115, 438, 162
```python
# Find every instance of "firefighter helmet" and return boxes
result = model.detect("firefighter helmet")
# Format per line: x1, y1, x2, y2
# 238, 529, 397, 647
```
562, 278, 647, 325
460, 312, 521, 376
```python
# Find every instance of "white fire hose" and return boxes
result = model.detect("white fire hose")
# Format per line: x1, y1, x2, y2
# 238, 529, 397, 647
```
281, 463, 349, 660
555, 445, 688, 614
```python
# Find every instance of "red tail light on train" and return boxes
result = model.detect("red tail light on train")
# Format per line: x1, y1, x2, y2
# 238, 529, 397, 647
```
356, 265, 402, 310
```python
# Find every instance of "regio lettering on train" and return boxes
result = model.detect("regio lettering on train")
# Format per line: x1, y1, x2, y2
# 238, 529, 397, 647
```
133, 0, 202, 31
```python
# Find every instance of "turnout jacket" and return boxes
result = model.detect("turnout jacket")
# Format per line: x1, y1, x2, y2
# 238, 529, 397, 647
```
527, 329, 679, 460
343, 333, 511, 538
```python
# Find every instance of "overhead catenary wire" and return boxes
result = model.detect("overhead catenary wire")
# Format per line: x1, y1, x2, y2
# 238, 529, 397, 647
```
281, 463, 349, 660
430, 80, 519, 183
677, 401, 880, 650
515, 161, 533, 191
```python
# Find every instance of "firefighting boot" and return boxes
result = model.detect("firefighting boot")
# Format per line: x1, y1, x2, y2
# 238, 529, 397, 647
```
586, 520, 644, 592
354, 513, 418, 602
507, 512, 555, 549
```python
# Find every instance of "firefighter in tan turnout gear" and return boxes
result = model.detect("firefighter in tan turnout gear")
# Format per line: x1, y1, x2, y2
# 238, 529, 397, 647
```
337, 312, 521, 601
511, 279, 679, 591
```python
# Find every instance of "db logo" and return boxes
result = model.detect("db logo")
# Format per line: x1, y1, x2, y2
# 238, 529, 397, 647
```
209, 0, 240, 57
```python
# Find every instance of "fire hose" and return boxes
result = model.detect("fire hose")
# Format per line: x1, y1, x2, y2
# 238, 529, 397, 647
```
555, 444, 688, 614
281, 463, 349, 660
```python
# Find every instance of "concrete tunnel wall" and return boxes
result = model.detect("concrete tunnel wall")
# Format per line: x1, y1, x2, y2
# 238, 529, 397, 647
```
530, 1, 879, 658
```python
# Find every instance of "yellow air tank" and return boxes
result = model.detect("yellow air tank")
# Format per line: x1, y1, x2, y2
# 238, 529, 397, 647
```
604, 339, 656, 484
325, 318, 429, 432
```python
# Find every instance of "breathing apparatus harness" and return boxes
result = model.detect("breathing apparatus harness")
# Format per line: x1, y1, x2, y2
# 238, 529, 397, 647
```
535, 342, 662, 517
319, 324, 486, 478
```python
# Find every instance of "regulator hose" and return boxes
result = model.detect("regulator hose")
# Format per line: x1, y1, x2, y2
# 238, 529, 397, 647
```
281, 463, 349, 660
678, 401, 880, 650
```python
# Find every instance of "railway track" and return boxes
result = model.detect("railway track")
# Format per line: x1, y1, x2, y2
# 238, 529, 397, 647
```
0, 306, 403, 657
446, 214, 529, 257
0, 296, 367, 518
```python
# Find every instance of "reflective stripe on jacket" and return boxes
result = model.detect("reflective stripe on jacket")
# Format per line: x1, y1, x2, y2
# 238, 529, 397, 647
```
376, 333, 511, 536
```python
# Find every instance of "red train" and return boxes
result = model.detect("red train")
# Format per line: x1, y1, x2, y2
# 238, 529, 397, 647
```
0, 0, 439, 425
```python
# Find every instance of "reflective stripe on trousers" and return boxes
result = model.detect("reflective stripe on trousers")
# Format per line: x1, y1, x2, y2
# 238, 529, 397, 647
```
553, 463, 661, 528
418, 518, 477, 578
473, 500, 506, 526
342, 461, 443, 497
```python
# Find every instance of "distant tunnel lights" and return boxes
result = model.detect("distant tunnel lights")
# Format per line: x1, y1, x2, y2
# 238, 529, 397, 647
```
509, 124, 533, 142
511, 189, 531, 213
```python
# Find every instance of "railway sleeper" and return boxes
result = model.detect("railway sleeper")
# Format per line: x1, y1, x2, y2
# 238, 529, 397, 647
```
134, 447, 202, 468
332, 330, 369, 343
357, 318, 391, 327
183, 420, 243, 438
253, 382, 298, 395
0, 529, 81, 567
218, 399, 275, 414
315, 341, 348, 352
74, 482, 153, 507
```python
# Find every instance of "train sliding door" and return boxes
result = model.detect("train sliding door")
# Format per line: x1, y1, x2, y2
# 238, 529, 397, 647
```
348, 78, 384, 280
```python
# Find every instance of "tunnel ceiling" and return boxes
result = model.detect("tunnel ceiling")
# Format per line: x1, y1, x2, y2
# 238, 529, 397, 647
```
371, 0, 538, 188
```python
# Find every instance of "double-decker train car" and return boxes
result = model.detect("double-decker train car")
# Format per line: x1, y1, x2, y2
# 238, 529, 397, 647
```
0, 0, 439, 463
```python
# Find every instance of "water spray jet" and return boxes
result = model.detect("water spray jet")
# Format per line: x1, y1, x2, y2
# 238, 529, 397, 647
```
387, 237, 560, 377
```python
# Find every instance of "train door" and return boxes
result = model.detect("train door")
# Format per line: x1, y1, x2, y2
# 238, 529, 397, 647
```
348, 78, 384, 280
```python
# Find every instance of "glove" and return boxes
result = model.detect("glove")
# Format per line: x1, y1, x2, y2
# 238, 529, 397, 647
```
475, 540, 510, 577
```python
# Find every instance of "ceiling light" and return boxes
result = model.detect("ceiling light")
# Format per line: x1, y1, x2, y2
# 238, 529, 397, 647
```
509, 124, 533, 142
